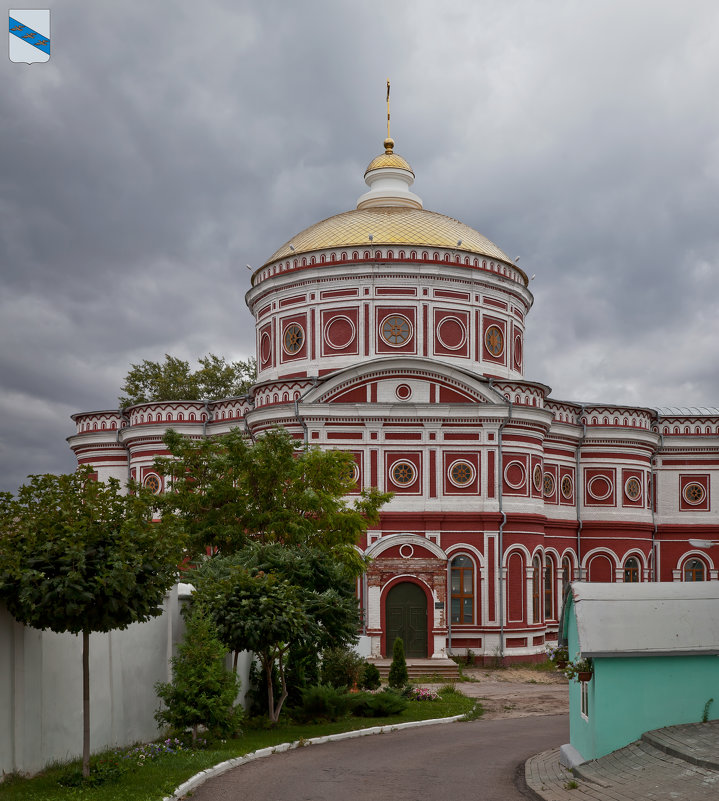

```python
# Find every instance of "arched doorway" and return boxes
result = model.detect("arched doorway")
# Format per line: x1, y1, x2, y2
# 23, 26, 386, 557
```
385, 582, 428, 658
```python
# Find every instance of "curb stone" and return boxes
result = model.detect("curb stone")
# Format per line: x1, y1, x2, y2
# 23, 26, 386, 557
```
164, 714, 465, 800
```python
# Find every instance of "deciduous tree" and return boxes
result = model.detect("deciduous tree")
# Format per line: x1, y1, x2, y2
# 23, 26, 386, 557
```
0, 469, 185, 777
156, 427, 390, 567
118, 353, 256, 406
199, 567, 309, 723
192, 543, 362, 722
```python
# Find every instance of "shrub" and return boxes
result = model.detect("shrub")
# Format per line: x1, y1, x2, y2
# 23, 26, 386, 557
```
155, 612, 242, 742
286, 643, 321, 707
297, 684, 351, 722
438, 684, 460, 698
320, 646, 365, 689
360, 661, 381, 690
350, 688, 408, 717
57, 750, 128, 787
388, 637, 409, 689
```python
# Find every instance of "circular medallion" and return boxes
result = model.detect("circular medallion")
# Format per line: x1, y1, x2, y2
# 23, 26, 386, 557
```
324, 315, 356, 350
144, 474, 161, 494
561, 475, 573, 500
449, 459, 475, 488
533, 464, 543, 492
484, 325, 504, 357
624, 477, 642, 501
399, 544, 414, 559
282, 323, 305, 355
395, 383, 412, 401
436, 316, 467, 350
587, 474, 613, 501
504, 461, 526, 490
380, 314, 412, 346
514, 334, 523, 368
260, 332, 272, 365
543, 472, 555, 497
683, 482, 706, 506
390, 460, 417, 487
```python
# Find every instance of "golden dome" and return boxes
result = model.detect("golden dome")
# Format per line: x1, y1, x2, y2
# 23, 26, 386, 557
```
364, 137, 414, 176
263, 206, 514, 267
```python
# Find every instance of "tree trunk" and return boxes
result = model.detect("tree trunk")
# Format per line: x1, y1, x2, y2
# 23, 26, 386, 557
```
264, 657, 276, 724
82, 629, 90, 778
273, 649, 289, 723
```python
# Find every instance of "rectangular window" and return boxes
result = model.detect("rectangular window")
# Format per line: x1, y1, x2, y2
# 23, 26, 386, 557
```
581, 681, 589, 719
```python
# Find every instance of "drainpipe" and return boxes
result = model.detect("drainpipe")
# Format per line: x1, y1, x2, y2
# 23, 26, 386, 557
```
488, 379, 512, 662
294, 377, 319, 446
576, 405, 586, 580
447, 559, 452, 656
649, 424, 664, 582
242, 412, 256, 443
202, 399, 214, 437
116, 407, 131, 486
362, 572, 368, 636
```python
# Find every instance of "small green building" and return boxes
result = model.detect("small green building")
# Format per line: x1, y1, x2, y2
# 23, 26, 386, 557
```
559, 582, 719, 767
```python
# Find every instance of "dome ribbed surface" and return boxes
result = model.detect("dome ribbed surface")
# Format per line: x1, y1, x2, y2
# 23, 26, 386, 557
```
263, 206, 512, 266
364, 152, 414, 175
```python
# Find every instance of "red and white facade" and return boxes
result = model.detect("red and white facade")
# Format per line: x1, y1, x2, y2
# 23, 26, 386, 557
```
69, 140, 719, 664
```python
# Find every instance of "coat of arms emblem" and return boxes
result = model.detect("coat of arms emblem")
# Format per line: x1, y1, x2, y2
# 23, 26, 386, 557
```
9, 9, 50, 63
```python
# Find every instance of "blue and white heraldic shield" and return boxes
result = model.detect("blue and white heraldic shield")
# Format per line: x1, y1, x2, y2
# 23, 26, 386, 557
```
9, 9, 50, 63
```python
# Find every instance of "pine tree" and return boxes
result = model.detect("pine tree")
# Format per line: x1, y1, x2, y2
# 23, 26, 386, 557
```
155, 612, 241, 742
388, 637, 409, 689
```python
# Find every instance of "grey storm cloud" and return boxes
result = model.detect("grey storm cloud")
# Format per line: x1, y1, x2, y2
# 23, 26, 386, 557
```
1, 0, 718, 491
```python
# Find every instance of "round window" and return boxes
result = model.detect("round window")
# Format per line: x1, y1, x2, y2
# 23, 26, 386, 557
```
484, 325, 504, 357
543, 473, 555, 497
342, 462, 360, 484
381, 315, 412, 346
449, 460, 475, 488
390, 460, 416, 487
624, 477, 642, 501
683, 482, 705, 505
144, 474, 161, 494
283, 323, 305, 354
561, 475, 573, 499
533, 464, 543, 492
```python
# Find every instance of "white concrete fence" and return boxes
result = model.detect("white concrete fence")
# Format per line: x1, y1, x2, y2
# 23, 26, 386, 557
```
0, 585, 250, 778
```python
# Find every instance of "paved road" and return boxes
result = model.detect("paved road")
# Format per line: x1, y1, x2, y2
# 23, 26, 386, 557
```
186, 714, 568, 801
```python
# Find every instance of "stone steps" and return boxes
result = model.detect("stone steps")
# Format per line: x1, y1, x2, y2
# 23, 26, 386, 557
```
369, 658, 460, 680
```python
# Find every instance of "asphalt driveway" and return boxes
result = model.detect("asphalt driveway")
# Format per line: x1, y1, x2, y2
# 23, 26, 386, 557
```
184, 714, 568, 801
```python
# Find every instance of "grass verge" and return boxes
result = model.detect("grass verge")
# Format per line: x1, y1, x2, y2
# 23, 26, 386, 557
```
0, 690, 480, 801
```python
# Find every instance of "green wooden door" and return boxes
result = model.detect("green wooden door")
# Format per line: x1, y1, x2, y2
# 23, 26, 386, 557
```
385, 582, 428, 658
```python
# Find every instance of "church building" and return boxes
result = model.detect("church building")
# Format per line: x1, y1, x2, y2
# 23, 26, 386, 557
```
68, 135, 719, 664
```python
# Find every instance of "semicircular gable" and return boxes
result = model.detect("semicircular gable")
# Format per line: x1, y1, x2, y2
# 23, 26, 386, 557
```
366, 532, 447, 560
307, 357, 499, 405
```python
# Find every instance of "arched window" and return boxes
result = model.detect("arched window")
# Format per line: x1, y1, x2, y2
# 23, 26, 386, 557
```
532, 556, 542, 622
450, 555, 474, 624
544, 557, 555, 619
684, 558, 705, 581
624, 557, 640, 583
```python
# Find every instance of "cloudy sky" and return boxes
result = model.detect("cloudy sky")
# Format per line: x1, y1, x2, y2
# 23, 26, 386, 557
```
2, 0, 718, 492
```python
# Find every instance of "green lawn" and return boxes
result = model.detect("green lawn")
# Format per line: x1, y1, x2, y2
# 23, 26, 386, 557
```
0, 690, 480, 801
